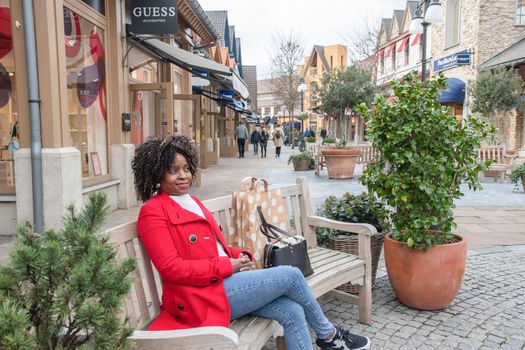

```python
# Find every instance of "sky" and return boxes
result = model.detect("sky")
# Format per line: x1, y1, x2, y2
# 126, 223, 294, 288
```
197, 0, 409, 79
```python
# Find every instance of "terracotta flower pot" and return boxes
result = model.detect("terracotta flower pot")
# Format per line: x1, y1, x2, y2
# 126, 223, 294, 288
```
321, 147, 361, 179
384, 233, 467, 310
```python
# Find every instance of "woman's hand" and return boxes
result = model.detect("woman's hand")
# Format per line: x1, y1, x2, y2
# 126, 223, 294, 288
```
230, 254, 253, 273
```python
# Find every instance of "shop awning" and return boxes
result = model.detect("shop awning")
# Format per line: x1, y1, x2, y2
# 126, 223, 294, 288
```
129, 36, 232, 76
438, 78, 465, 103
397, 36, 410, 53
480, 36, 525, 68
411, 33, 422, 46
229, 69, 250, 99
384, 43, 396, 58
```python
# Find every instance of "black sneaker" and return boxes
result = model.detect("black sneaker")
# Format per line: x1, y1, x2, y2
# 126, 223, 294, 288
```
316, 326, 370, 350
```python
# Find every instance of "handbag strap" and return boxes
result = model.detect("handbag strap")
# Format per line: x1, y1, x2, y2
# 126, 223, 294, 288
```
257, 206, 294, 242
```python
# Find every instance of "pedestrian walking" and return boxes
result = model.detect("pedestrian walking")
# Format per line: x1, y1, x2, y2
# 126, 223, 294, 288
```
235, 121, 249, 158
260, 128, 269, 158
273, 123, 284, 158
320, 128, 327, 140
250, 128, 261, 155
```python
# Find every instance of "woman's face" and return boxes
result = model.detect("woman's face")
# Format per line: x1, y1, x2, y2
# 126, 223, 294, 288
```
160, 153, 192, 196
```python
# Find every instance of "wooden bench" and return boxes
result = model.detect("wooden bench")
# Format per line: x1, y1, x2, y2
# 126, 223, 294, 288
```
355, 144, 379, 171
477, 144, 514, 182
108, 177, 375, 350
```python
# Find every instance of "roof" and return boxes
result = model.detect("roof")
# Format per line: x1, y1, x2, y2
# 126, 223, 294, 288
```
186, 0, 219, 41
393, 10, 404, 30
480, 36, 525, 68
406, 1, 419, 17
229, 26, 236, 57
312, 45, 331, 72
205, 11, 229, 47
381, 18, 392, 39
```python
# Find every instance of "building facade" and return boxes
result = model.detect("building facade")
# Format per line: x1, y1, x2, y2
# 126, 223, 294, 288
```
242, 65, 257, 110
376, 0, 525, 151
0, 0, 249, 235
298, 44, 348, 134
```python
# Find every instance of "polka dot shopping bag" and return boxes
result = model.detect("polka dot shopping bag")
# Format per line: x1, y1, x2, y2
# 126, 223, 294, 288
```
229, 178, 289, 268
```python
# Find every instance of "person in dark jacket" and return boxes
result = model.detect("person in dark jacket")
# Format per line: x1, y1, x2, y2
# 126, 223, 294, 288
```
250, 128, 261, 155
132, 135, 371, 350
320, 128, 327, 139
259, 128, 269, 158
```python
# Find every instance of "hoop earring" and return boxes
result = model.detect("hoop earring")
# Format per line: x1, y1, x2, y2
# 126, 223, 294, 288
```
156, 183, 161, 189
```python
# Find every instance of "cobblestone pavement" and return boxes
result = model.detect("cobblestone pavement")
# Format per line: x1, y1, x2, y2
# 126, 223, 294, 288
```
316, 245, 525, 350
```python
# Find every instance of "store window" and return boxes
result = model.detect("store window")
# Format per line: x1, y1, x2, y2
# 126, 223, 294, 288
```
517, 0, 525, 25
82, 0, 105, 15
63, 7, 108, 179
0, 1, 16, 194
445, 0, 461, 48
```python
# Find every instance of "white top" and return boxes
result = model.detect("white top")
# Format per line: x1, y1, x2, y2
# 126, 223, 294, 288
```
170, 194, 228, 257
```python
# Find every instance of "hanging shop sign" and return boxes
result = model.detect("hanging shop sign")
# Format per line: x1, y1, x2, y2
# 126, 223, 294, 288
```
129, 0, 178, 35
433, 49, 471, 73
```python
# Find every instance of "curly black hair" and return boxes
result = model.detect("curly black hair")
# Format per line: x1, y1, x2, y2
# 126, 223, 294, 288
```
132, 135, 199, 201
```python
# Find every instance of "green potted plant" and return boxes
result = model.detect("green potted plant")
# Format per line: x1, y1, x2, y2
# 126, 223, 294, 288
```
306, 136, 317, 143
316, 192, 389, 294
356, 72, 496, 310
288, 151, 314, 171
0, 193, 136, 349
321, 136, 337, 145
510, 163, 525, 192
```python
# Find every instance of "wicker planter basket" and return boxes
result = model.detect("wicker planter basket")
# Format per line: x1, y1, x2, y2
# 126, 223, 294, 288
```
327, 231, 386, 294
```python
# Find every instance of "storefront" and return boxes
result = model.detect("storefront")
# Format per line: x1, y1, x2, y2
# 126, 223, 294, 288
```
0, 0, 249, 236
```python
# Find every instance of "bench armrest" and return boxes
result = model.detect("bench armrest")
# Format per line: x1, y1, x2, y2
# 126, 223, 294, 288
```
130, 326, 238, 350
306, 215, 377, 236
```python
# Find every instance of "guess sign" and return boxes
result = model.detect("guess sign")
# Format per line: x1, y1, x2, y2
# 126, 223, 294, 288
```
129, 0, 178, 35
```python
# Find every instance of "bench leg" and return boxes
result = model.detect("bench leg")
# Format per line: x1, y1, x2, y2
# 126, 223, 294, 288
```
276, 336, 286, 350
358, 283, 372, 325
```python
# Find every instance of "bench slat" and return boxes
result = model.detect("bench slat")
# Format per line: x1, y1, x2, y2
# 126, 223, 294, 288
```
125, 240, 151, 324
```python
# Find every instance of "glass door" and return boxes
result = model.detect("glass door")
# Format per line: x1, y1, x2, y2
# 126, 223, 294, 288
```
129, 82, 173, 145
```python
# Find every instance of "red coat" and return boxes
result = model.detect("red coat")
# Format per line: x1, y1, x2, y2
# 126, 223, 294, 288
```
137, 192, 251, 330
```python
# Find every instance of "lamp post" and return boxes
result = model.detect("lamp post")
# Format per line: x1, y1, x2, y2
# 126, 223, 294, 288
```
408, 0, 443, 82
297, 79, 307, 142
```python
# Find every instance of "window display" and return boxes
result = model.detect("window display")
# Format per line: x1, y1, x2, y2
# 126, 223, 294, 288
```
64, 7, 108, 179
0, 1, 16, 194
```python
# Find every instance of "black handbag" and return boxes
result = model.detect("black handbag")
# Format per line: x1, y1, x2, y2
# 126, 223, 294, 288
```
257, 206, 314, 277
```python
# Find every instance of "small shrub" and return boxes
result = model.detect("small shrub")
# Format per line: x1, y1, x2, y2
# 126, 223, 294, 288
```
0, 193, 136, 349
316, 192, 389, 247
288, 151, 315, 168
322, 136, 337, 145
306, 136, 317, 143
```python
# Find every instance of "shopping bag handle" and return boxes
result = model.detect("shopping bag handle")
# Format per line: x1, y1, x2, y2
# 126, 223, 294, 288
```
252, 179, 269, 193
257, 206, 294, 243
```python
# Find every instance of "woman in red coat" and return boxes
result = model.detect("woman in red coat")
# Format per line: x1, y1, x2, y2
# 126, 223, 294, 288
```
132, 136, 370, 350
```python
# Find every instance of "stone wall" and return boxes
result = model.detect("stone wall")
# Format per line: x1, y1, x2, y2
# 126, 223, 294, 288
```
431, 0, 525, 151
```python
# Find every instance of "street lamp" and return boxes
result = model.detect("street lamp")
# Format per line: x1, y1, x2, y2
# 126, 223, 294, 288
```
408, 0, 443, 82
297, 79, 307, 145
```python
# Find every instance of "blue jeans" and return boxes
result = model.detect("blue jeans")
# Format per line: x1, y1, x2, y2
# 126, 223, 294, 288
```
224, 266, 334, 350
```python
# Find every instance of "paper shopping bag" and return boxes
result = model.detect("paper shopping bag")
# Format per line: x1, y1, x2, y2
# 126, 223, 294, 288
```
229, 178, 289, 268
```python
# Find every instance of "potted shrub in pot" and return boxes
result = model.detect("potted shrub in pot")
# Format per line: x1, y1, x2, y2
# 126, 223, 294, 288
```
288, 151, 314, 171
316, 192, 389, 294
356, 72, 496, 310
321, 140, 361, 179
510, 163, 525, 192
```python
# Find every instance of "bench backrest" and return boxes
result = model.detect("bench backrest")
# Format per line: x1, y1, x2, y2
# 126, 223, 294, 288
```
477, 144, 507, 163
355, 144, 379, 166
107, 178, 315, 331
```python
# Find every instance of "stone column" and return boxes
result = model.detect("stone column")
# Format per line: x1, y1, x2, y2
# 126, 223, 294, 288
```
14, 148, 82, 231
111, 144, 137, 209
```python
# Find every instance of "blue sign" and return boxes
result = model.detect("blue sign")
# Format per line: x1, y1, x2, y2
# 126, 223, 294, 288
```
433, 49, 471, 72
